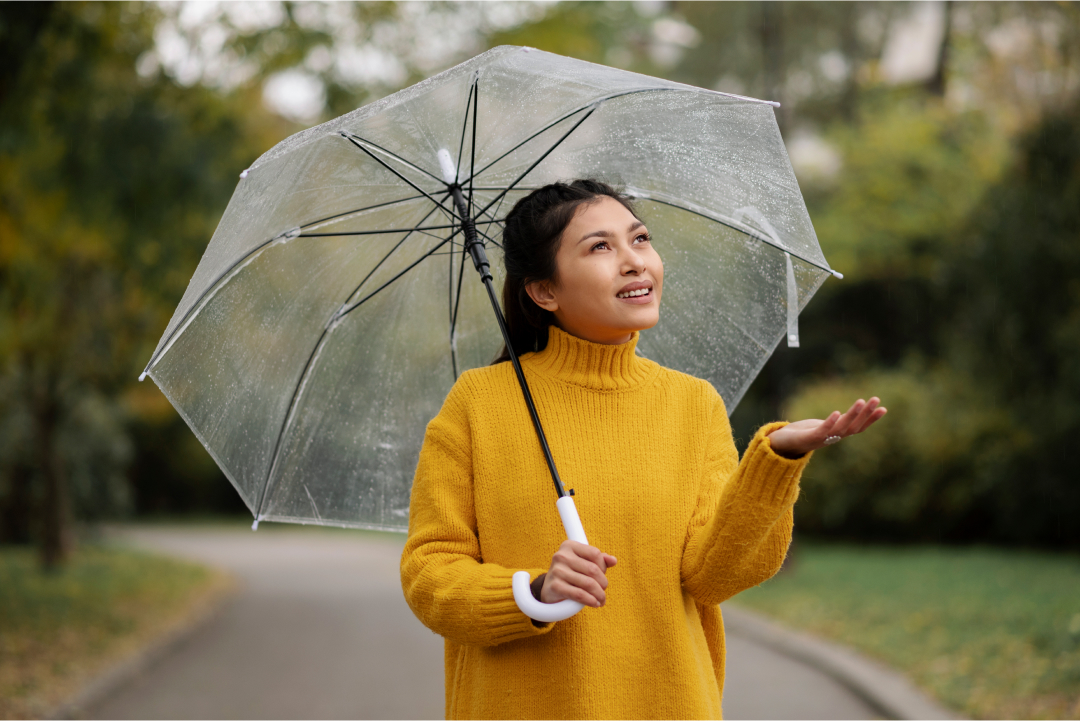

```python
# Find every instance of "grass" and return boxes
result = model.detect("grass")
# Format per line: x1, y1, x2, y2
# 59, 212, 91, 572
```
730, 542, 1080, 720
0, 544, 231, 720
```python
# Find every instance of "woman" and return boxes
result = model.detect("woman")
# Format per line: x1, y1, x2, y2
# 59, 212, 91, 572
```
401, 180, 885, 719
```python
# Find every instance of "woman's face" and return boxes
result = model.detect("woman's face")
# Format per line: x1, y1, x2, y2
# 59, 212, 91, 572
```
526, 196, 664, 345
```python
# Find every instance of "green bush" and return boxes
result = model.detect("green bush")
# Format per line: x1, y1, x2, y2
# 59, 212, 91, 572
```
786, 363, 1025, 541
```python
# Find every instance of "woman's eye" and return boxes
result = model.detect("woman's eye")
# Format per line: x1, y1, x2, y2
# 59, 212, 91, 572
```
634, 233, 651, 244
591, 241, 609, 251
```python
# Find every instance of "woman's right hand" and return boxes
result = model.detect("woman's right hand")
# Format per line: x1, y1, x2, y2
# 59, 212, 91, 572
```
539, 540, 617, 607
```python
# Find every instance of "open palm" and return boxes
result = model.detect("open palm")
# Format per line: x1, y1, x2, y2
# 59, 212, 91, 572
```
768, 397, 886, 458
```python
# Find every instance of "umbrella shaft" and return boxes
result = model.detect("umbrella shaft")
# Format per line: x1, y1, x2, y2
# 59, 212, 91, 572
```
450, 187, 491, 282
449, 186, 569, 500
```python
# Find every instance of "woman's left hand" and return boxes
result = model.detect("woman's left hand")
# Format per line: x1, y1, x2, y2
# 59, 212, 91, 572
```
767, 397, 887, 459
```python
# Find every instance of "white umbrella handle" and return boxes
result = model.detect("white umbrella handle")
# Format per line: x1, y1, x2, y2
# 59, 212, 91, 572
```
512, 496, 589, 623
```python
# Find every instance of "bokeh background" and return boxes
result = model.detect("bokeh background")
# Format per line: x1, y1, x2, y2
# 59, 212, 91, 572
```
2, 2, 1079, 719
4, 0, 1078, 558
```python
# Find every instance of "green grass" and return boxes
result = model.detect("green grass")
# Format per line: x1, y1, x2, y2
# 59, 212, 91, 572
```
731, 543, 1080, 720
0, 545, 230, 719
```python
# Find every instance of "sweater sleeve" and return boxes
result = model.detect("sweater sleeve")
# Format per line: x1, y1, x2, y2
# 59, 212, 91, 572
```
400, 379, 555, 647
680, 392, 811, 606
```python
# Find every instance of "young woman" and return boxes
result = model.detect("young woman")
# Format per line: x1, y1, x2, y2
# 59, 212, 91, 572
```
401, 180, 885, 719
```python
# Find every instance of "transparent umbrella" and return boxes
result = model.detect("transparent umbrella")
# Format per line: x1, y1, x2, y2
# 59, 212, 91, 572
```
140, 45, 841, 539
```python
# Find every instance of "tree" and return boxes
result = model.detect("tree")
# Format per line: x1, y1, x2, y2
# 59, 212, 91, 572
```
0, 2, 281, 566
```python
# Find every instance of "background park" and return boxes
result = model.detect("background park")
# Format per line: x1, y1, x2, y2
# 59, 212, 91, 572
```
1, 1, 1079, 719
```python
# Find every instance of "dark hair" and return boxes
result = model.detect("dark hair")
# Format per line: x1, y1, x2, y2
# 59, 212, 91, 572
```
492, 179, 638, 364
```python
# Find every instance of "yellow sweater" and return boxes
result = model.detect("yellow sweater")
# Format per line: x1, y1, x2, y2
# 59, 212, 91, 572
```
400, 325, 811, 719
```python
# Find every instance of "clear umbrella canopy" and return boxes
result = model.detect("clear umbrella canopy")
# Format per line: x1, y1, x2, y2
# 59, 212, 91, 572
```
141, 46, 839, 531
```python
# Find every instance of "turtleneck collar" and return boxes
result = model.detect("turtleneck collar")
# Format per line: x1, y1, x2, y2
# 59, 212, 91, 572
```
523, 325, 657, 391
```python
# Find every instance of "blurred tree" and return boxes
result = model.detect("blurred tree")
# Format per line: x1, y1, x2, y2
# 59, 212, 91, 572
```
942, 101, 1080, 544
0, 2, 280, 566
786, 362, 1020, 541
783, 98, 1080, 546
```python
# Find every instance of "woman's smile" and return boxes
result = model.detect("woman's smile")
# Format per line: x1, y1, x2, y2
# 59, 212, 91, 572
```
616, 281, 654, 303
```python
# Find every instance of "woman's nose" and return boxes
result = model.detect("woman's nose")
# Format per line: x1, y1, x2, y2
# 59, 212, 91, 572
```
621, 249, 646, 274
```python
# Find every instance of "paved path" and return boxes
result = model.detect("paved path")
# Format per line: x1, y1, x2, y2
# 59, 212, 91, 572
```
89, 525, 877, 720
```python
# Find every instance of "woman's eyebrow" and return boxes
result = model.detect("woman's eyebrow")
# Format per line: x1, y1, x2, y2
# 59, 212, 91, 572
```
577, 221, 646, 245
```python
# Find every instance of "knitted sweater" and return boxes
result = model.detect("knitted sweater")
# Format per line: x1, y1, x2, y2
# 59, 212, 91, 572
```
400, 325, 811, 720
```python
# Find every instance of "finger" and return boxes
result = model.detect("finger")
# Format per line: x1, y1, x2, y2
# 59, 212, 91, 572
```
564, 540, 607, 567
560, 552, 609, 589
819, 410, 842, 436
554, 547, 609, 588
853, 406, 887, 434
847, 398, 881, 434
546, 576, 600, 606
549, 569, 606, 606
848, 397, 879, 433
831, 399, 866, 437
602, 553, 618, 570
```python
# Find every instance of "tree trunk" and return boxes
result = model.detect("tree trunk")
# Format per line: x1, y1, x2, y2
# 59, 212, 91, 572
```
0, 460, 34, 544
926, 1, 952, 97
34, 384, 70, 570
839, 3, 860, 122
760, 1, 786, 131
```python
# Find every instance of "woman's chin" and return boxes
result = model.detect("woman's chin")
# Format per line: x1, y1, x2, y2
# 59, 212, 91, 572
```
626, 307, 660, 332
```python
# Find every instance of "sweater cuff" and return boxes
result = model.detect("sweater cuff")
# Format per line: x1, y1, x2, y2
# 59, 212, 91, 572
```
473, 567, 556, 643
738, 421, 812, 508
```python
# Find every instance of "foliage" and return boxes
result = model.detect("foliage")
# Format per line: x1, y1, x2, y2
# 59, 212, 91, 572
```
781, 99, 1080, 546
732, 543, 1080, 720
3, 1, 1079, 552
940, 103, 1080, 545
785, 363, 1022, 541
0, 543, 229, 719
0, 2, 281, 560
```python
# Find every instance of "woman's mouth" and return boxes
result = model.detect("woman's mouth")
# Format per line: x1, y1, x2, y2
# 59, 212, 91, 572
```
616, 287, 653, 303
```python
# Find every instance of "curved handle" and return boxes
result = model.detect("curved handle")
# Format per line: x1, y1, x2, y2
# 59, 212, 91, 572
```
513, 496, 590, 622
512, 571, 584, 622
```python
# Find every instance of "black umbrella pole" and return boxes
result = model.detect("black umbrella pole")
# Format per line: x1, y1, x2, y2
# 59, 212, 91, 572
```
450, 187, 569, 500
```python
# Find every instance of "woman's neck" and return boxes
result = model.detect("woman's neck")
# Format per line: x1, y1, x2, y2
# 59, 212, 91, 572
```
549, 320, 633, 346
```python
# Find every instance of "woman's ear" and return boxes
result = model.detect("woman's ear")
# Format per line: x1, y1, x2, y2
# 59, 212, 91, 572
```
525, 279, 559, 312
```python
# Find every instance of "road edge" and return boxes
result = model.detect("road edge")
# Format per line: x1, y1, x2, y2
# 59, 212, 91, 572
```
721, 604, 963, 720
47, 576, 237, 720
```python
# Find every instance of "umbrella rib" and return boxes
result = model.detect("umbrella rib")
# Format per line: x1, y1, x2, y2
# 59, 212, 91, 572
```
475, 191, 510, 232
455, 79, 475, 185
299, 193, 429, 231
468, 74, 479, 223
342, 134, 460, 224
629, 193, 838, 276
340, 133, 446, 186
472, 224, 502, 249
450, 245, 468, 380
139, 194, 441, 379
253, 204, 448, 519
462, 85, 764, 188
461, 105, 590, 186
475, 106, 598, 220
336, 232, 458, 321
299, 223, 458, 238
253, 322, 333, 521
462, 87, 676, 186
338, 202, 448, 309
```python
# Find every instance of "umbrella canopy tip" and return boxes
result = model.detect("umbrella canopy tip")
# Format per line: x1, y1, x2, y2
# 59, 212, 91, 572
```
251, 518, 260, 531
437, 148, 457, 184
138, 371, 148, 382
831, 270, 844, 279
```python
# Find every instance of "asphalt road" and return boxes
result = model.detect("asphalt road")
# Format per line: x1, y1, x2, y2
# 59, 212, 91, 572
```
88, 525, 877, 720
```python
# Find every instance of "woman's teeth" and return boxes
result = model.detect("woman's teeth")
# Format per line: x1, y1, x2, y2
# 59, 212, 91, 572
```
617, 288, 651, 298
